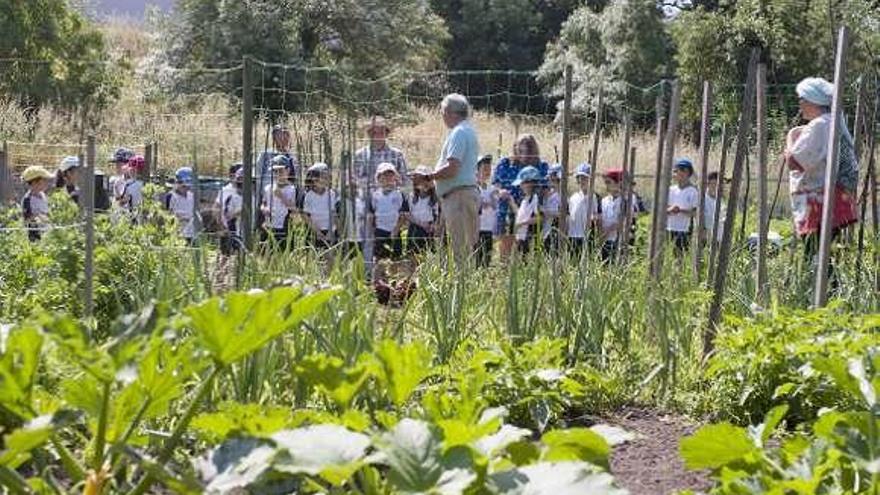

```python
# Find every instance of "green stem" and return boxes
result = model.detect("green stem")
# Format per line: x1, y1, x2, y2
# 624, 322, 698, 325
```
110, 398, 151, 477
0, 465, 31, 495
51, 435, 86, 483
93, 380, 112, 470
125, 365, 220, 495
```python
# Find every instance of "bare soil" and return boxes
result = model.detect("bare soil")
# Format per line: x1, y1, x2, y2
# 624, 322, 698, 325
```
605, 407, 713, 495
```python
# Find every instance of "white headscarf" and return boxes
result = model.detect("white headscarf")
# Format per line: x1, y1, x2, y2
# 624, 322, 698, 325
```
796, 77, 834, 107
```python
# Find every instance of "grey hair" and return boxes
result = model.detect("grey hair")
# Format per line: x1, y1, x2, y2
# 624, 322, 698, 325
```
441, 93, 470, 118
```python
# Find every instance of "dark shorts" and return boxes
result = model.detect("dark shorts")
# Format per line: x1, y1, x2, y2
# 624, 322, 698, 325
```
407, 224, 434, 254
309, 230, 334, 251
668, 231, 690, 254
220, 234, 243, 255
477, 230, 493, 267
374, 229, 402, 260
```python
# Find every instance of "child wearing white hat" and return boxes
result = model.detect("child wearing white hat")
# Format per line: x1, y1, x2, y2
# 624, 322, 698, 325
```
371, 162, 409, 259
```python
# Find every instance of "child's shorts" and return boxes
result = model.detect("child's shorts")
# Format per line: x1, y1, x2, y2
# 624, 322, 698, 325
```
220, 234, 242, 255
309, 230, 334, 251
374, 229, 402, 260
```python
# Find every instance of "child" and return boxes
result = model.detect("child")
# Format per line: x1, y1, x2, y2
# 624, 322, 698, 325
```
666, 158, 699, 255
703, 171, 727, 245
21, 166, 53, 242
215, 163, 242, 227
371, 162, 409, 260
542, 165, 563, 254
406, 166, 440, 255
567, 163, 599, 256
502, 166, 542, 255
56, 156, 80, 204
262, 162, 297, 247
599, 169, 638, 263
219, 168, 244, 255
301, 162, 338, 250
477, 155, 496, 267
165, 167, 196, 243
108, 148, 133, 204
116, 155, 145, 221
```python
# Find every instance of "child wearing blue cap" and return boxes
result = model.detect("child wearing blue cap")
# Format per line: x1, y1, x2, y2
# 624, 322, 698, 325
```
501, 166, 543, 254
542, 165, 563, 254
567, 163, 600, 256
667, 158, 699, 255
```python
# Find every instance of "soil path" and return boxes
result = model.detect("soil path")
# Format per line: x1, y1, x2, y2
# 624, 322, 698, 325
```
604, 407, 713, 495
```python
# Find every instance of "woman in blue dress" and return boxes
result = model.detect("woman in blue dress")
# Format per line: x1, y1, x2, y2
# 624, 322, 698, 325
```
492, 134, 549, 260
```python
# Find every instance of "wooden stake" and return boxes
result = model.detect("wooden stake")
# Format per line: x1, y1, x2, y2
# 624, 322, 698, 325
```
706, 50, 759, 354
620, 145, 637, 263
693, 81, 713, 279
242, 56, 255, 250
143, 141, 153, 183
814, 27, 850, 307
84, 136, 96, 324
0, 141, 9, 205
616, 114, 632, 263
856, 104, 876, 288
707, 123, 729, 284
560, 65, 573, 239
648, 92, 667, 278
650, 80, 682, 280
585, 89, 604, 257
755, 64, 769, 306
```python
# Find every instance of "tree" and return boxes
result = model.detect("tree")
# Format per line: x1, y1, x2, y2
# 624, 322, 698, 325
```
539, 0, 673, 123
0, 0, 120, 110
147, 0, 448, 116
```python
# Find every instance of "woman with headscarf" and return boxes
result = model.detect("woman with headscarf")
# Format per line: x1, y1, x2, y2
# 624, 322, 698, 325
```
783, 77, 859, 260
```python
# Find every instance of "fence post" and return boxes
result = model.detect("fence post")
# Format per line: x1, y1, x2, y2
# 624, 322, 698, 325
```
706, 50, 759, 354
650, 79, 681, 280
84, 136, 96, 325
242, 56, 255, 251
616, 114, 632, 263
559, 65, 573, 241
755, 64, 769, 306
585, 88, 603, 257
707, 123, 729, 284
620, 145, 637, 263
143, 141, 153, 183
854, 79, 872, 288
0, 141, 9, 205
693, 81, 713, 280
814, 27, 850, 308
648, 92, 666, 278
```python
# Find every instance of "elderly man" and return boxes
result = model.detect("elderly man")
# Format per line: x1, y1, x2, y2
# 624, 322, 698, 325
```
353, 116, 408, 189
426, 94, 480, 265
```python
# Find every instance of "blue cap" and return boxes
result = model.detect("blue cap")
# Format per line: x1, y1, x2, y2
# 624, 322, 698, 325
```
674, 158, 694, 174
512, 166, 541, 186
175, 166, 194, 184
548, 164, 563, 178
109, 147, 134, 164
271, 154, 293, 168
574, 163, 592, 177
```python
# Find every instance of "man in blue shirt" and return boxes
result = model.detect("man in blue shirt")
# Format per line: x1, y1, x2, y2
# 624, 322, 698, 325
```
427, 93, 480, 266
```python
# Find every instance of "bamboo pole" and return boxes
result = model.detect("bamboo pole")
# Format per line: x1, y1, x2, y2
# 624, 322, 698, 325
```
650, 80, 682, 280
814, 27, 850, 307
242, 56, 255, 250
755, 64, 769, 306
648, 93, 667, 278
693, 81, 713, 279
706, 50, 759, 355
560, 65, 573, 239
84, 136, 96, 324
585, 89, 604, 257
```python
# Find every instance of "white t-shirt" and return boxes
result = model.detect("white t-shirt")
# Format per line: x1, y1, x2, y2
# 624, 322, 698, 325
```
22, 191, 50, 232
409, 195, 437, 226
479, 184, 497, 233
262, 184, 297, 230
600, 194, 638, 242
167, 190, 195, 239
568, 191, 599, 239
372, 189, 408, 232
703, 194, 725, 243
222, 190, 243, 235
110, 175, 126, 200
302, 189, 338, 231
515, 193, 539, 242
121, 179, 144, 210
542, 190, 561, 239
214, 183, 237, 226
667, 184, 699, 232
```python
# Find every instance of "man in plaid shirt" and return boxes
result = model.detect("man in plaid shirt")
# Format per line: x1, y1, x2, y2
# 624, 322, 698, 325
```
354, 116, 409, 190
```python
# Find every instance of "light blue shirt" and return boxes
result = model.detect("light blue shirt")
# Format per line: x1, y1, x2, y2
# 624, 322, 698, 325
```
435, 120, 479, 197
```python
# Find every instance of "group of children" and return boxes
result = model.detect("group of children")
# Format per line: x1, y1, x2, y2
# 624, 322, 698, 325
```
19, 145, 726, 270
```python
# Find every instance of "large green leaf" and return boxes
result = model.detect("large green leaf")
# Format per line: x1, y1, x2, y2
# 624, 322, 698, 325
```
198, 437, 277, 493
490, 461, 628, 495
294, 353, 371, 409
186, 286, 339, 366
373, 339, 433, 408
475, 425, 531, 458
271, 424, 371, 486
0, 410, 78, 468
680, 423, 756, 470
541, 428, 610, 469
192, 402, 296, 442
372, 418, 477, 493
0, 325, 43, 420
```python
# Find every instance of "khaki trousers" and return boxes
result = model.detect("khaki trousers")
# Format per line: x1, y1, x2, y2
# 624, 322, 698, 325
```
440, 186, 480, 266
